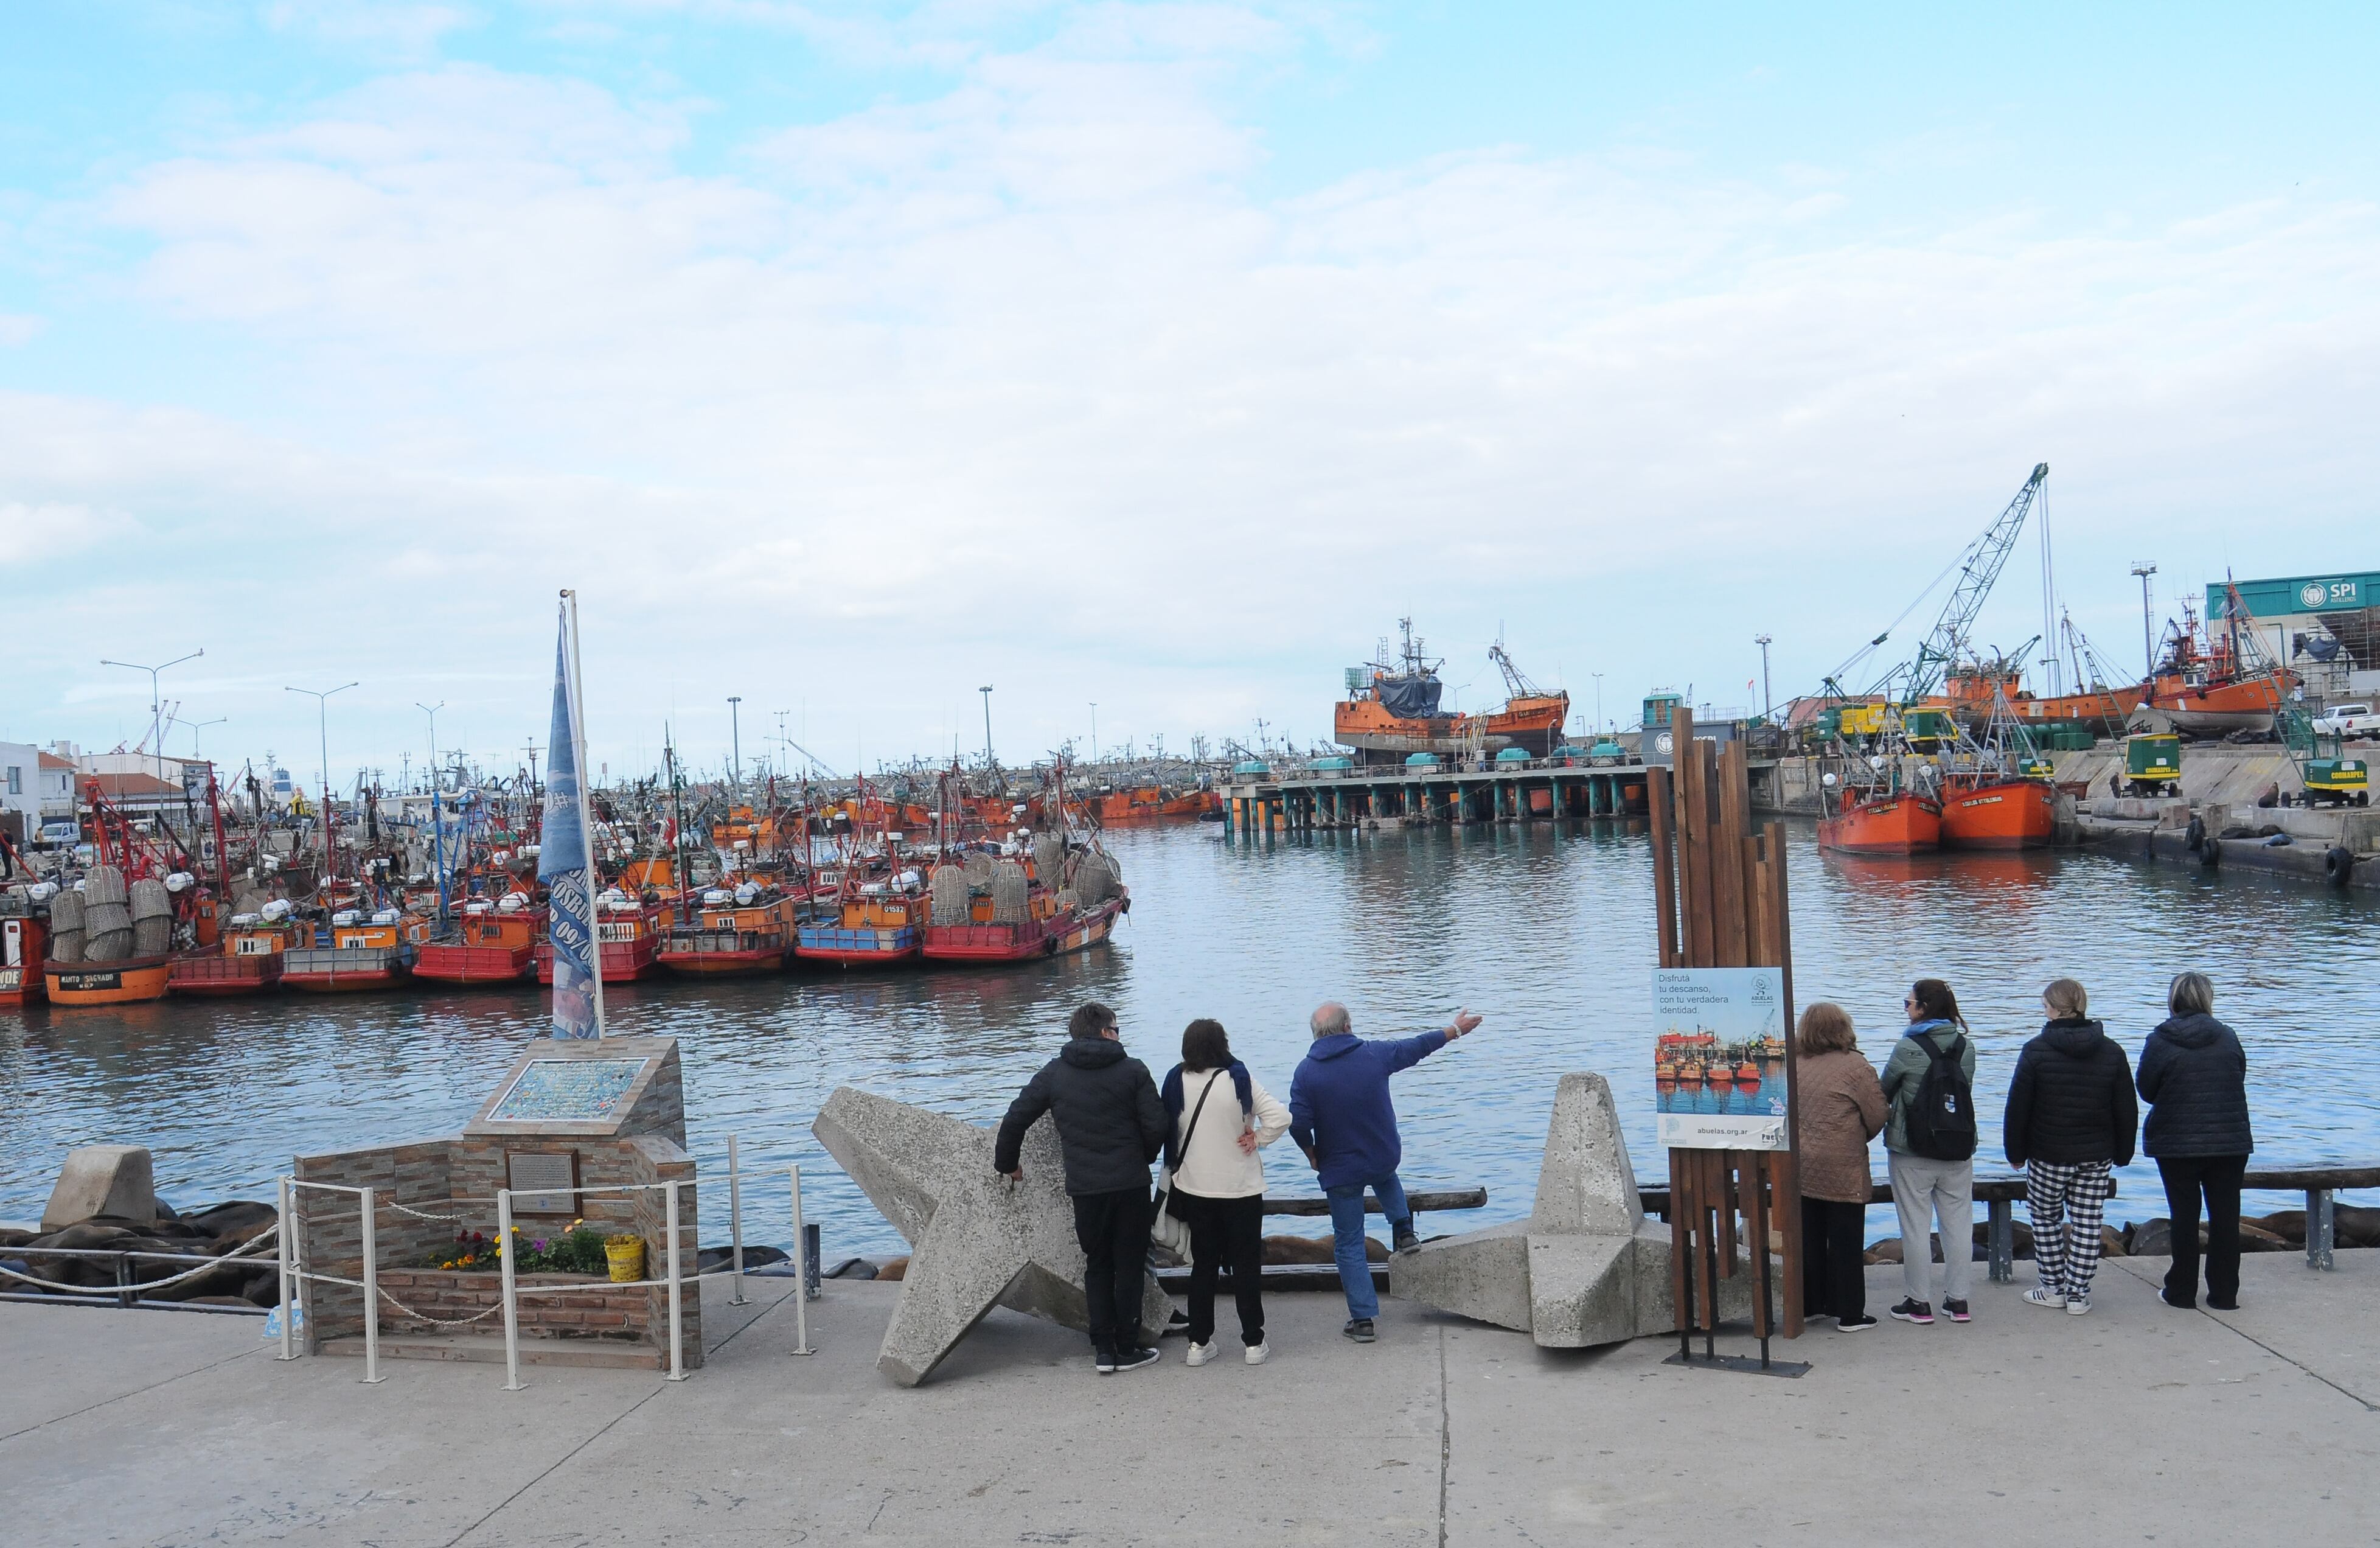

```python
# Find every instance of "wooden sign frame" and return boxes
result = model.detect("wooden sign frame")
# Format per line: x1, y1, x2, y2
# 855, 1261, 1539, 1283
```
1647, 707, 1805, 1361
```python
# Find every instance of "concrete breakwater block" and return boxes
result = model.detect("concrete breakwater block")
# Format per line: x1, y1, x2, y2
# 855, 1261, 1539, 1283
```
41, 1145, 156, 1231
1393, 1072, 1749, 1347
812, 1087, 1171, 1387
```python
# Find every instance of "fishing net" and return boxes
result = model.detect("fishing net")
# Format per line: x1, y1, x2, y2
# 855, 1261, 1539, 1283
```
990, 861, 1029, 922
930, 865, 972, 925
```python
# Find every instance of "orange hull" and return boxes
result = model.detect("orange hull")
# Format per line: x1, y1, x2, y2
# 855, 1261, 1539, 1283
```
45, 954, 176, 1006
1334, 693, 1569, 757
1085, 789, 1216, 825
1819, 792, 1941, 855
1938, 779, 2057, 850
2147, 671, 2290, 733
2, 916, 49, 1005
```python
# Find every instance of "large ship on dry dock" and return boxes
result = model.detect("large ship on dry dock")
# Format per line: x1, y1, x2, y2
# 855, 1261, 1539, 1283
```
1334, 621, 1570, 764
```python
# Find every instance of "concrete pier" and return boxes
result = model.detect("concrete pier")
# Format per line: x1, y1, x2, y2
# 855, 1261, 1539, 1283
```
5, 1253, 2374, 1545
1222, 756, 1771, 834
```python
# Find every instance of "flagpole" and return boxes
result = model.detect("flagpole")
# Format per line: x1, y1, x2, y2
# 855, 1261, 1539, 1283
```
563, 588, 608, 1039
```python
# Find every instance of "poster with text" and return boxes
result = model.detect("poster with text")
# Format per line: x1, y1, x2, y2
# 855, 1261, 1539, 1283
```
1654, 966, 1789, 1150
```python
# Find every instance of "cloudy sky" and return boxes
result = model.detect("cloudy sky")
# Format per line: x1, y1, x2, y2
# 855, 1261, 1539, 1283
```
4, 2, 2375, 790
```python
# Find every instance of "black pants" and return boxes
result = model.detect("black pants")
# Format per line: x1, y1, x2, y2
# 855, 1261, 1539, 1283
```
1174, 1190, 1265, 1345
1073, 1187, 1152, 1358
1801, 1196, 1868, 1322
2158, 1154, 2247, 1309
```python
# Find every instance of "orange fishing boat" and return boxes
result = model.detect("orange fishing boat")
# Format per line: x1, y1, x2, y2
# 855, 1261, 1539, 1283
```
1, 908, 47, 1006
658, 884, 800, 975
796, 887, 924, 966
920, 841, 1130, 963
1818, 789, 1941, 855
169, 912, 306, 995
1082, 786, 1217, 825
2146, 598, 2295, 734
283, 907, 429, 992
47, 953, 176, 1006
1946, 664, 2140, 736
1335, 621, 1570, 761
414, 894, 543, 985
1938, 778, 2056, 849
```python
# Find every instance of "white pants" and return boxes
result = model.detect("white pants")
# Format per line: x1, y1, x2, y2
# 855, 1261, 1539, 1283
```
1888, 1152, 1974, 1304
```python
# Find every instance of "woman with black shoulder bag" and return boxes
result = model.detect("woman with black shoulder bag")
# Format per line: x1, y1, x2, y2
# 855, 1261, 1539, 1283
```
1158, 1018, 1291, 1365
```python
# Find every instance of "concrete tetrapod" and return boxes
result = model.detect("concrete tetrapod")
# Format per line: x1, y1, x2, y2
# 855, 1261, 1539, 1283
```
812, 1086, 1172, 1386
1391, 1072, 1751, 1346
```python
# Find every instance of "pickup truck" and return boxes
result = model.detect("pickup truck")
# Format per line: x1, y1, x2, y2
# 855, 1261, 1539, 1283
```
2311, 703, 2380, 739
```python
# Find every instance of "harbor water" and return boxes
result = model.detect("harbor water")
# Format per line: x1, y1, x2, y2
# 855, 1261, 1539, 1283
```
4, 823, 2375, 1256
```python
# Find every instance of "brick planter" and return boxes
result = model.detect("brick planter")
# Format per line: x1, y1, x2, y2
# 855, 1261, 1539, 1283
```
376, 1268, 649, 1342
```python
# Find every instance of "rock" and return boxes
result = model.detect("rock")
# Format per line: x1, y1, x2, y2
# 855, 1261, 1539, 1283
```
41, 1145, 156, 1231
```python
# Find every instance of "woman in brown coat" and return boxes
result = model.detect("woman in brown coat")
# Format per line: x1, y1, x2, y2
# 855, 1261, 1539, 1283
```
1794, 1002, 1887, 1330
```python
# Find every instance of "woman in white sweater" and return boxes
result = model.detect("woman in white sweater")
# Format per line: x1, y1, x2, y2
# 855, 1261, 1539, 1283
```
1162, 1018, 1292, 1365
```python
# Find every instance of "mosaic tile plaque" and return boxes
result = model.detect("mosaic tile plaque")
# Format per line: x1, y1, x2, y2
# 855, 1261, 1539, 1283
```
487, 1058, 644, 1124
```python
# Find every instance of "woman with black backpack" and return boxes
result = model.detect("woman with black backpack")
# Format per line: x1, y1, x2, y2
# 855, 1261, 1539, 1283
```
1880, 978, 1979, 1325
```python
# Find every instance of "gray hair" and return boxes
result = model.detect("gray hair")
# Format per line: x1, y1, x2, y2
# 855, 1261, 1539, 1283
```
1310, 1002, 1351, 1039
2168, 972, 2215, 1017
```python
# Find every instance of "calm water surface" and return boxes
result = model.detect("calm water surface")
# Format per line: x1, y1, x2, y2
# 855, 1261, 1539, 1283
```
5, 823, 2375, 1255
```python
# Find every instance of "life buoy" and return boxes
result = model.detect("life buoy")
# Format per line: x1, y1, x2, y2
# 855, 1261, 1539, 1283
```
2326, 846, 2355, 887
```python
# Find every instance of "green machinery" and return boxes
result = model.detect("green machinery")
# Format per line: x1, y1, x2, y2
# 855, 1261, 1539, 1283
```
2302, 756, 2370, 807
2124, 733, 2182, 797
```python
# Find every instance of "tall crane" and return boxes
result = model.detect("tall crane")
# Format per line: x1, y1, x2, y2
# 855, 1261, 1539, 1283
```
1884, 462, 2048, 705
1488, 638, 1547, 700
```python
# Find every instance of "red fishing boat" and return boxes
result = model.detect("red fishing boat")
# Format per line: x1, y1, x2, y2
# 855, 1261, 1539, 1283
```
1, 908, 47, 1006
170, 912, 306, 995
282, 908, 428, 992
538, 890, 668, 983
414, 894, 543, 986
1818, 787, 1941, 855
658, 884, 800, 975
921, 841, 1130, 963
1938, 778, 2056, 849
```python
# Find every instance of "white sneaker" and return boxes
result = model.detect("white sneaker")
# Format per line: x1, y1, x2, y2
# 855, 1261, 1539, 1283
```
2065, 1295, 2091, 1317
1185, 1339, 1218, 1367
2023, 1287, 2067, 1309
1244, 1340, 1270, 1365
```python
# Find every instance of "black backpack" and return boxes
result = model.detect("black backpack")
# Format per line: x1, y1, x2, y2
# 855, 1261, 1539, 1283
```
1903, 1030, 1977, 1161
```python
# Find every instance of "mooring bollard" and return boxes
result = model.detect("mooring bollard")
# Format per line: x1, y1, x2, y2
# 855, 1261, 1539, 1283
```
276, 1176, 296, 1362
665, 1179, 686, 1382
499, 1188, 523, 1392
359, 1185, 383, 1385
728, 1134, 748, 1306
788, 1165, 814, 1356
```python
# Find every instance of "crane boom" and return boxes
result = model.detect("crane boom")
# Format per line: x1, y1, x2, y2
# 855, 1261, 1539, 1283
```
1893, 462, 2048, 704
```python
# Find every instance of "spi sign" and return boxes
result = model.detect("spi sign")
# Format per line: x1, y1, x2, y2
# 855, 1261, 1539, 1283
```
2298, 578, 2362, 610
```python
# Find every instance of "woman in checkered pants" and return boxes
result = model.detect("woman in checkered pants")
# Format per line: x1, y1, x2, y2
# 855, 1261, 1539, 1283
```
2002, 978, 2138, 1316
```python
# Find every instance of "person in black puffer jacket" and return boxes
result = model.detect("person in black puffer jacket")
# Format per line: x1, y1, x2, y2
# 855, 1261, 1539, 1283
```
2003, 978, 2137, 1314
995, 1001, 1169, 1372
2137, 972, 2254, 1310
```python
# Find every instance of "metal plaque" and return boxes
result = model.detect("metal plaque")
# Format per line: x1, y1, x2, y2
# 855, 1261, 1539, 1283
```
507, 1150, 579, 1216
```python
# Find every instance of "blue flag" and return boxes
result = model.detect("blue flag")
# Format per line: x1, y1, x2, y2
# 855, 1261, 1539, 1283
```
538, 610, 600, 1038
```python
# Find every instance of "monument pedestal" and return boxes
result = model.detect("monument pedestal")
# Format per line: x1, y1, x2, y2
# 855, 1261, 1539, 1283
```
294, 1037, 703, 1370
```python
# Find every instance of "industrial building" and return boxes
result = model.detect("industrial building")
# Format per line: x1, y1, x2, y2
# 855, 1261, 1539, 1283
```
2209, 570, 2380, 702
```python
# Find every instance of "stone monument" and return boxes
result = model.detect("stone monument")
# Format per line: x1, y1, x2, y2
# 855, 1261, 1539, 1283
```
1392, 1072, 1748, 1346
813, 1086, 1172, 1386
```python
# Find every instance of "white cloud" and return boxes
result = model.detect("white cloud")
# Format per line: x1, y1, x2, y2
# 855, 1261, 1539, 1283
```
8, 12, 2380, 770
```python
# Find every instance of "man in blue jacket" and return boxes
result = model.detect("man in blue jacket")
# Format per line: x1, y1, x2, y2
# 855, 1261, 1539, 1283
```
1290, 1000, 1483, 1342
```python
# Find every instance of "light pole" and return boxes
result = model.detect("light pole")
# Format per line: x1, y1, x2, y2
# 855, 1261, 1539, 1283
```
1753, 634, 1773, 722
285, 682, 358, 870
1090, 702, 1098, 763
2131, 562, 2158, 680
1590, 672, 1604, 735
727, 696, 743, 792
978, 686, 995, 767
183, 716, 227, 764
100, 648, 203, 784
416, 702, 444, 793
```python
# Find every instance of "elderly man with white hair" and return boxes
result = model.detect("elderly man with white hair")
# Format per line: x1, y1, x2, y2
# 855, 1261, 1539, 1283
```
1288, 1000, 1483, 1343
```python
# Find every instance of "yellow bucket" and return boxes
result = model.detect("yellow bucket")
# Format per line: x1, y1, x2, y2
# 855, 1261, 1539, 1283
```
605, 1237, 646, 1283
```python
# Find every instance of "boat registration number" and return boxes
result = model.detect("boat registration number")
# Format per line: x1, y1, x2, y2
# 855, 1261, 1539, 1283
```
53, 969, 124, 991
0, 968, 17, 989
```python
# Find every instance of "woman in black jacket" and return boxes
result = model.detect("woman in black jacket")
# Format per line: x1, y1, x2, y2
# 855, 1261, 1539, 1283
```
2136, 972, 2254, 1310
2003, 978, 2137, 1315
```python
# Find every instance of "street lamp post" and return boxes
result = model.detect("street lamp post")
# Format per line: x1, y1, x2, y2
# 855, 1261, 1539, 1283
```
727, 697, 743, 792
100, 648, 204, 785
978, 686, 995, 768
1090, 702, 1098, 763
2131, 562, 2159, 680
183, 716, 227, 764
1754, 635, 1773, 722
416, 702, 444, 793
1590, 672, 1604, 735
285, 682, 358, 873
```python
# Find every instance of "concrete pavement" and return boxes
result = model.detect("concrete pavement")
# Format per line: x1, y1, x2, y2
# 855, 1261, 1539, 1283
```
4, 1252, 2375, 1546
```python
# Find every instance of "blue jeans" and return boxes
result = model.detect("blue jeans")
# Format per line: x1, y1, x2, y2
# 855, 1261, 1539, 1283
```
1324, 1174, 1409, 1320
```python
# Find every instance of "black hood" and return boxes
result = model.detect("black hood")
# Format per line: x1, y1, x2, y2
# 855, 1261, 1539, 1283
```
2039, 1017, 2110, 1058
1060, 1035, 1128, 1069
2155, 1011, 2225, 1049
